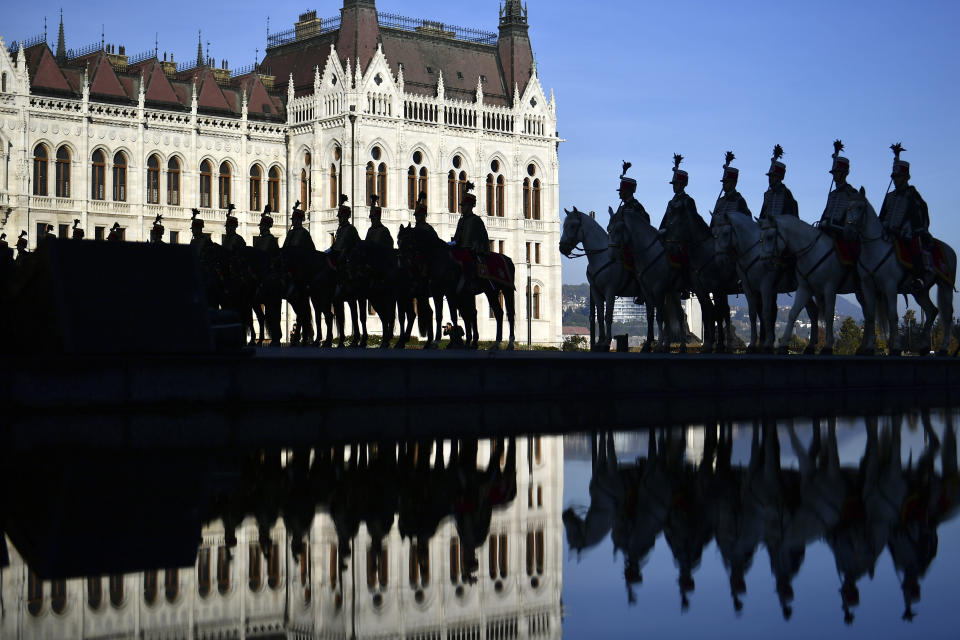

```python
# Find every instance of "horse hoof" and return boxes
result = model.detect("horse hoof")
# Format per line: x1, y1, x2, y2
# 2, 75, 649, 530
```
505, 342, 515, 351
820, 347, 833, 356
855, 348, 874, 357
423, 341, 436, 350
640, 344, 652, 354
802, 345, 816, 356
776, 346, 789, 356
488, 343, 500, 352
889, 348, 902, 357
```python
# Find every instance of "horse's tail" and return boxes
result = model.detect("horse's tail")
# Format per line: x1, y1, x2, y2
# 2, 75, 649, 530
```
662, 292, 685, 342
877, 291, 890, 339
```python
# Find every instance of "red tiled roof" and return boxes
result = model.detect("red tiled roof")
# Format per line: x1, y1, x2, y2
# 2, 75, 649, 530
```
142, 60, 181, 106
26, 45, 74, 95
237, 74, 282, 118
260, 33, 338, 93
88, 54, 130, 101
195, 68, 232, 112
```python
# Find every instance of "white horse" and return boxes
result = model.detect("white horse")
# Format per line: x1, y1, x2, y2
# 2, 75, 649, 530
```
713, 212, 820, 353
761, 213, 860, 354
559, 207, 645, 350
844, 197, 956, 356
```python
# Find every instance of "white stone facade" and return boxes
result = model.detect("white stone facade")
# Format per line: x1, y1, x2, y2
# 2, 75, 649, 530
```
0, 35, 563, 346
1, 437, 563, 639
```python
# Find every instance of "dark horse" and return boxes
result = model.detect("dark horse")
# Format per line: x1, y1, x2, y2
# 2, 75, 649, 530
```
341, 240, 416, 349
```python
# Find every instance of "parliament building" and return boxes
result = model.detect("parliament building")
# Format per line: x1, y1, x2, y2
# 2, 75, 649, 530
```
0, 0, 562, 344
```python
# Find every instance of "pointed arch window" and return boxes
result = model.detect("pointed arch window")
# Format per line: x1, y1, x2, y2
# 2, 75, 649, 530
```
1, 72, 6, 93
146, 154, 160, 204
143, 570, 158, 605
365, 162, 375, 205
268, 166, 280, 211
91, 150, 105, 200
329, 164, 339, 208
197, 547, 211, 598
250, 165, 262, 211
33, 144, 48, 196
199, 160, 212, 208
447, 170, 457, 213
112, 152, 127, 201
52, 579, 67, 614
496, 176, 505, 217
457, 171, 467, 213
377, 163, 387, 207
304, 152, 312, 208
217, 546, 231, 595
486, 175, 494, 216
408, 167, 417, 209
28, 570, 43, 615
488, 534, 508, 579
366, 544, 388, 589
419, 167, 428, 202
109, 575, 124, 607
167, 157, 180, 205
249, 543, 262, 591
533, 179, 541, 220
329, 544, 339, 591
56, 146, 71, 198
409, 542, 430, 589
218, 162, 231, 209
526, 529, 545, 577
88, 576, 103, 609
267, 541, 281, 590
164, 569, 179, 603
533, 285, 541, 319
523, 178, 531, 219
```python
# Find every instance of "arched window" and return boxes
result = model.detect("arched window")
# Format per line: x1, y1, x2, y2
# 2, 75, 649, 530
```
267, 542, 281, 590
197, 547, 211, 598
167, 157, 180, 205
1, 72, 6, 93
217, 546, 230, 595
268, 167, 280, 211
91, 150, 105, 200
164, 569, 178, 603
365, 162, 375, 206
457, 171, 467, 213
533, 285, 541, 319
418, 167, 428, 201
449, 537, 460, 585
55, 146, 71, 198
88, 576, 102, 609
367, 544, 388, 589
485, 175, 494, 216
533, 179, 541, 220
33, 144, 48, 196
199, 160, 212, 208
146, 154, 160, 204
304, 152, 311, 208
329, 544, 339, 591
249, 165, 262, 211
447, 170, 456, 213
407, 167, 416, 209
28, 571, 43, 615
522, 179, 531, 219
52, 579, 67, 614
112, 152, 127, 201
218, 162, 231, 209
300, 169, 308, 209
408, 543, 430, 589
143, 570, 158, 605
377, 163, 387, 207
109, 575, 124, 607
496, 176, 505, 217
298, 548, 309, 587
488, 534, 508, 579
329, 164, 339, 208
249, 543, 262, 591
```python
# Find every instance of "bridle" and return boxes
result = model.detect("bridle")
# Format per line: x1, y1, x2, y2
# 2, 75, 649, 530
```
561, 209, 608, 259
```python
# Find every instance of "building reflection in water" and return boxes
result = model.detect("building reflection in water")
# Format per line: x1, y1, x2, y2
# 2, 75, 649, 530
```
1, 436, 563, 639
563, 410, 958, 624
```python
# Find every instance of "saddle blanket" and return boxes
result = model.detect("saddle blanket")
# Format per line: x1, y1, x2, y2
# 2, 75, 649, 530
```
894, 237, 953, 283
619, 246, 635, 274
834, 239, 860, 267
452, 249, 514, 288
666, 246, 689, 270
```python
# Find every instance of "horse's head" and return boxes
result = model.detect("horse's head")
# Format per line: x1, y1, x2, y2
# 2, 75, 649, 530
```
396, 223, 415, 255
559, 207, 585, 256
760, 216, 784, 258
843, 191, 871, 241
712, 213, 734, 269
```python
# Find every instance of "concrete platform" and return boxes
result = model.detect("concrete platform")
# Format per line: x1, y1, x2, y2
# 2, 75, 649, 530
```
1, 349, 956, 449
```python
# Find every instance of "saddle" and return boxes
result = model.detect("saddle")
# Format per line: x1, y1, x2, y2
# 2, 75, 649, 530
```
452, 249, 513, 288
618, 245, 636, 275
665, 245, 690, 271
894, 237, 953, 283
833, 238, 860, 267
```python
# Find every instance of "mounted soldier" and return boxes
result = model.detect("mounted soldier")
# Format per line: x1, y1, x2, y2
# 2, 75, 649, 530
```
253, 205, 280, 254
712, 151, 751, 223
879, 143, 931, 288
189, 209, 210, 248
15, 231, 28, 261
659, 154, 710, 281
452, 181, 489, 292
71, 219, 85, 240
149, 215, 165, 244
365, 194, 393, 248
759, 145, 799, 219
283, 200, 316, 251
106, 222, 123, 242
329, 195, 359, 256
222, 204, 246, 252
607, 160, 650, 242
818, 140, 863, 239
413, 191, 440, 244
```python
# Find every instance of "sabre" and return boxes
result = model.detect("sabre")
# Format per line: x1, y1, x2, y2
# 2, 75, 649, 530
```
886, 142, 905, 197
827, 139, 843, 197
715, 150, 735, 211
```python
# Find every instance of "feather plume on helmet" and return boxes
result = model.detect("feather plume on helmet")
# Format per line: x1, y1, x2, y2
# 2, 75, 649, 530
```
153, 214, 163, 226
890, 142, 910, 178
670, 153, 688, 185
721, 151, 739, 182
617, 160, 636, 194
766, 144, 787, 178
830, 139, 849, 175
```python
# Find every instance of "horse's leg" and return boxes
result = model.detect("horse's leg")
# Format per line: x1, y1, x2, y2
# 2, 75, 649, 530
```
253, 303, 266, 346
778, 283, 810, 354
803, 299, 819, 355
745, 288, 760, 353
504, 286, 516, 351
858, 279, 878, 356
913, 288, 938, 355
380, 297, 394, 350
347, 298, 360, 347
335, 299, 347, 348
821, 285, 837, 355
643, 300, 655, 353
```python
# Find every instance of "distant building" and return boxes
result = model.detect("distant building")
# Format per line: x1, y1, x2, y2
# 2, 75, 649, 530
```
612, 297, 645, 324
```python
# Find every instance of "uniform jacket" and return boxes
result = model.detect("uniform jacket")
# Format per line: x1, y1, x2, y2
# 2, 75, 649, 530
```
331, 222, 360, 254
453, 213, 490, 254
365, 222, 394, 249
253, 233, 280, 254
222, 231, 247, 252
819, 183, 862, 230
660, 193, 710, 245
283, 226, 316, 251
759, 184, 799, 219
879, 185, 929, 238
713, 189, 752, 219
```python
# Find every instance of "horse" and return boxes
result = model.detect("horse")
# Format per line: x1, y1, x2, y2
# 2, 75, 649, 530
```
457, 251, 517, 351
844, 197, 956, 356
341, 240, 416, 349
396, 224, 460, 348
713, 212, 820, 353
761, 213, 862, 354
561, 207, 647, 351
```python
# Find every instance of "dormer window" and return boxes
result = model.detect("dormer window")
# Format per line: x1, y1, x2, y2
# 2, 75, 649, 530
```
331, 76, 337, 86
530, 98, 537, 108
456, 71, 463, 80
480, 75, 487, 82
426, 66, 433, 74
374, 74, 382, 85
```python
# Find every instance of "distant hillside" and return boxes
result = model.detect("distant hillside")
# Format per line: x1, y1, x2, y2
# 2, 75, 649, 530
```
729, 292, 863, 320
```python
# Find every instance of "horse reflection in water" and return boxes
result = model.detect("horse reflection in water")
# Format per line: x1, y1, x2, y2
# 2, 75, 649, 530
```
564, 412, 959, 622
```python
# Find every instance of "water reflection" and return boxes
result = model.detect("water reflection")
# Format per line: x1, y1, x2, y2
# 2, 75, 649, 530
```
564, 411, 958, 625
1, 437, 563, 639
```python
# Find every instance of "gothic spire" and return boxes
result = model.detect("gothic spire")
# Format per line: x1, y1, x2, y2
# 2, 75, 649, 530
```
196, 31, 203, 68
55, 9, 66, 64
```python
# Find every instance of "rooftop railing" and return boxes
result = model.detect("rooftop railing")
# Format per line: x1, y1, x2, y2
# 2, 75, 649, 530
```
8, 34, 45, 56
267, 15, 341, 49
66, 42, 101, 60
128, 50, 155, 66
378, 12, 497, 45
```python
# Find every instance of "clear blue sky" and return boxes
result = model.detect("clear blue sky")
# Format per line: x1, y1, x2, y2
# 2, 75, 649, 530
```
5, 1, 960, 287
